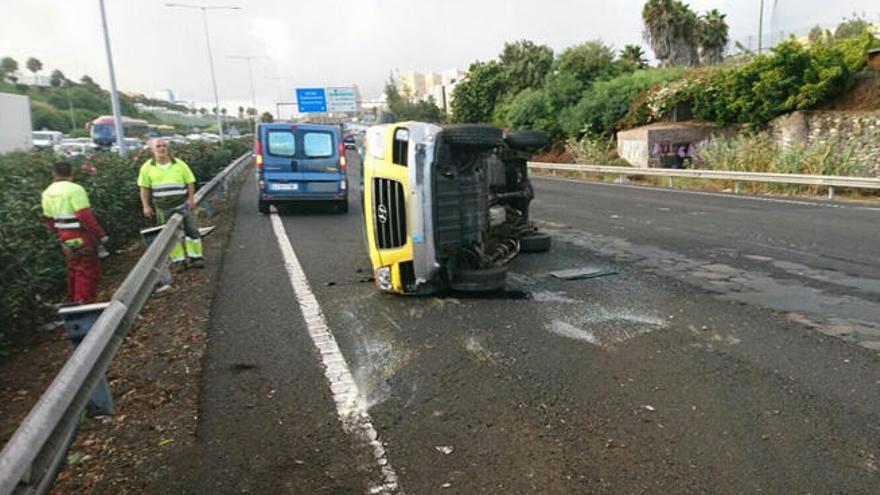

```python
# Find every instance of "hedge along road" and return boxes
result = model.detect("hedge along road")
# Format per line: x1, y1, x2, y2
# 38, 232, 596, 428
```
149, 152, 880, 494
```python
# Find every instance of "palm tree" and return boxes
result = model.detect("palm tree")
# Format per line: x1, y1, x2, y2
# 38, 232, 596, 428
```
26, 57, 43, 81
620, 44, 648, 69
221, 107, 228, 119
238, 105, 245, 119
642, 0, 700, 67
696, 9, 729, 65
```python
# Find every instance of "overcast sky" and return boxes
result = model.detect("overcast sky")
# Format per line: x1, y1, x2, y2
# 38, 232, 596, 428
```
2, 0, 878, 115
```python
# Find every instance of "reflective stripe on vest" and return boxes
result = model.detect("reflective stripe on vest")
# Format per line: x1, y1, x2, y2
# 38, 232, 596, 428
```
53, 213, 82, 230
151, 182, 187, 198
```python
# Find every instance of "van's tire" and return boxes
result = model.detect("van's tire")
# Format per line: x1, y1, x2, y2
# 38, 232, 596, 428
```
442, 125, 503, 148
337, 199, 349, 214
506, 130, 548, 151
258, 200, 270, 215
520, 233, 551, 253
450, 266, 507, 292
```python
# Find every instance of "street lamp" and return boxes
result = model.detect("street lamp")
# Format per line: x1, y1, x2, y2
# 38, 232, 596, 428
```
228, 55, 268, 131
165, 3, 241, 142
264, 75, 296, 120
98, 0, 126, 156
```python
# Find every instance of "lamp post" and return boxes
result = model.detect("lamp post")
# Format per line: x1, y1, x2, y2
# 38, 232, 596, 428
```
98, 0, 126, 156
228, 55, 267, 132
264, 76, 295, 120
165, 3, 240, 142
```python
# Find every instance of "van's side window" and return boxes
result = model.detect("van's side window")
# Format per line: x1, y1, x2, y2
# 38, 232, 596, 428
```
392, 128, 408, 167
303, 132, 333, 158
267, 131, 296, 157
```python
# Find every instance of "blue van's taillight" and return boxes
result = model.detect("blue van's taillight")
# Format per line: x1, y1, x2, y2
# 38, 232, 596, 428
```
338, 142, 346, 171
254, 139, 264, 169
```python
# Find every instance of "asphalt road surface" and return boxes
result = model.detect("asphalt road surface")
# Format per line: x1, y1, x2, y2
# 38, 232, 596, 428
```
157, 155, 880, 494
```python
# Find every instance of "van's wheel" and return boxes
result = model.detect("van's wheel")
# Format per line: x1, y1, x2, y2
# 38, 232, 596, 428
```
337, 200, 349, 213
506, 130, 548, 151
520, 233, 551, 253
442, 125, 503, 148
450, 266, 507, 292
258, 200, 270, 215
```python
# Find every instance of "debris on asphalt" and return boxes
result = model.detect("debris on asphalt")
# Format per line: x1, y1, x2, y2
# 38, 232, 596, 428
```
549, 267, 617, 281
441, 482, 452, 489
643, 405, 657, 412
434, 445, 454, 455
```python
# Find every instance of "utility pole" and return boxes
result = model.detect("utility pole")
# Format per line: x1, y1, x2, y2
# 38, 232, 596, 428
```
228, 55, 267, 132
166, 3, 241, 142
98, 0, 126, 156
758, 0, 765, 54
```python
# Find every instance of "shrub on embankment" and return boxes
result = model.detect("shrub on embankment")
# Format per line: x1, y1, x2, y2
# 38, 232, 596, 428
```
0, 138, 250, 347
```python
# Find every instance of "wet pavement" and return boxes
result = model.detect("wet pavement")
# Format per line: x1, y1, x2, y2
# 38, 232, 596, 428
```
157, 158, 880, 493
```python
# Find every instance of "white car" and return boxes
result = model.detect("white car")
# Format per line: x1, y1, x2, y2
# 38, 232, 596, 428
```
55, 141, 97, 157
33, 131, 64, 150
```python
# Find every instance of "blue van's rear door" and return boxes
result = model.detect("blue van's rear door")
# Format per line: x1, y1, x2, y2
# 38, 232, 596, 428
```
298, 129, 343, 194
262, 126, 303, 189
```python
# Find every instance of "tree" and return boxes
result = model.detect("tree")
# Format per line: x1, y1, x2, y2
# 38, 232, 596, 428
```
505, 88, 557, 135
620, 44, 649, 70
642, 0, 700, 67
498, 40, 554, 97
238, 105, 245, 119
555, 41, 618, 86
1, 57, 19, 82
199, 107, 208, 116
384, 79, 445, 122
696, 9, 729, 65
834, 14, 870, 40
450, 60, 505, 123
260, 111, 274, 123
246, 107, 257, 117
25, 57, 43, 77
49, 69, 66, 87
221, 107, 227, 118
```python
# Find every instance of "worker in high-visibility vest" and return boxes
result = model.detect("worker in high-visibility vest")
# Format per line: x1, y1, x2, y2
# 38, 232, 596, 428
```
41, 161, 108, 304
138, 138, 204, 270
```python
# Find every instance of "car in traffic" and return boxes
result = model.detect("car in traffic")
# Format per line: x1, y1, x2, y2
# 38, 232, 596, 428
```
54, 140, 98, 157
32, 131, 64, 150
343, 133, 357, 149
361, 122, 551, 294
254, 123, 348, 214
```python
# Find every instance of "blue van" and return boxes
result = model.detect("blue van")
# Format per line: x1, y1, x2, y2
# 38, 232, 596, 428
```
255, 123, 348, 213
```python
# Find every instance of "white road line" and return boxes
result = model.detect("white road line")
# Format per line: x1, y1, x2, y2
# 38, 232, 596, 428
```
533, 175, 880, 211
269, 211, 402, 495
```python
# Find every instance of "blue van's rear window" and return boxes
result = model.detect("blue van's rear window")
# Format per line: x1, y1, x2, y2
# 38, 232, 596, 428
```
267, 131, 296, 157
303, 132, 333, 158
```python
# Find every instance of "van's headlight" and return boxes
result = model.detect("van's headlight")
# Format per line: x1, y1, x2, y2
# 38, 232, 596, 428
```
376, 266, 392, 291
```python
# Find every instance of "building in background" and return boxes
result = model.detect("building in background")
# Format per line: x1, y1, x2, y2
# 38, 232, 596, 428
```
394, 68, 467, 112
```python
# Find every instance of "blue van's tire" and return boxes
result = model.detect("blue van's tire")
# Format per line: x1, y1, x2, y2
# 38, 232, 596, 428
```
442, 125, 503, 148
337, 200, 349, 213
450, 266, 507, 292
258, 200, 270, 214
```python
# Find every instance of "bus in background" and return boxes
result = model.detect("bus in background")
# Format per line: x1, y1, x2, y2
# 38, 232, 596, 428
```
87, 115, 149, 150
147, 124, 176, 138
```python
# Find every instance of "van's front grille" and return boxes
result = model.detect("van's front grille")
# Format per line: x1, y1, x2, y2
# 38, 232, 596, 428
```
373, 178, 407, 249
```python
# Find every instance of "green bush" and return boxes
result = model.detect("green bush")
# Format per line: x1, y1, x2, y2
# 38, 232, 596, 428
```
560, 68, 683, 136
0, 138, 250, 344
626, 35, 878, 129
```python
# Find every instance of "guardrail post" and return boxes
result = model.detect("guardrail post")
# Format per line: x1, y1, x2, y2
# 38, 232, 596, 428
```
735, 181, 741, 194
140, 226, 173, 288
58, 303, 115, 416
668, 177, 675, 189
828, 186, 835, 200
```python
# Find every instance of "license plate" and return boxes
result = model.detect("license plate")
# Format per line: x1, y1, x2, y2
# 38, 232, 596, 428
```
272, 183, 298, 191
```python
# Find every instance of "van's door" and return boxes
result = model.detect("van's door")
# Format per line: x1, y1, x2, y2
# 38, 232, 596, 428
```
261, 126, 302, 182
297, 129, 343, 194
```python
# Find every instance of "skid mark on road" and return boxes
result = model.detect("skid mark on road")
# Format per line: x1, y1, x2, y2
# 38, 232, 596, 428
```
537, 221, 880, 351
270, 212, 402, 495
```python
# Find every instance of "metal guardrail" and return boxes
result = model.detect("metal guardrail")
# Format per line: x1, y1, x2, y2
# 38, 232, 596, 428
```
0, 152, 253, 495
528, 162, 880, 199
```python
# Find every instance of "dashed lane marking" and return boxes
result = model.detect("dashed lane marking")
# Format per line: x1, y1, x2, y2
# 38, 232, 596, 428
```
269, 210, 402, 495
